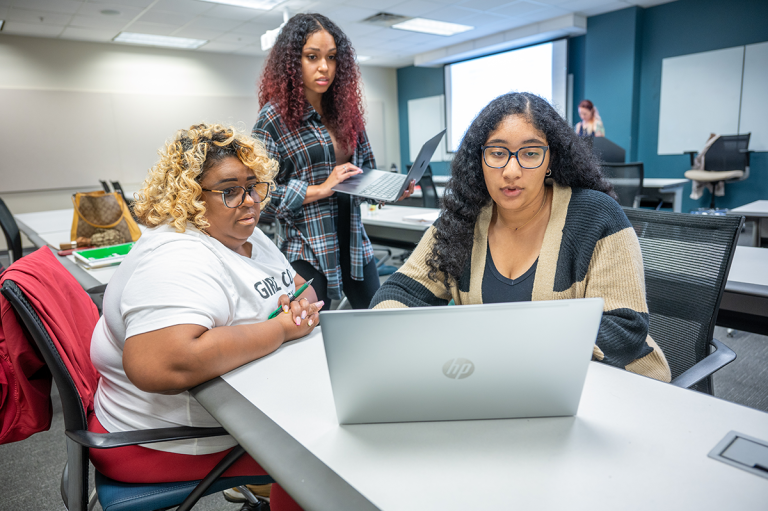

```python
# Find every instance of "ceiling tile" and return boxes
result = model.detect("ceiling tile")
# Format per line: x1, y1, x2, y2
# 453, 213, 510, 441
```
75, 3, 145, 19
197, 41, 242, 53
69, 15, 130, 29
320, 6, 380, 23
125, 20, 181, 35
1, 20, 65, 36
204, 4, 264, 21
9, 0, 82, 14
422, 6, 503, 25
230, 19, 285, 35
152, 0, 216, 15
184, 16, 243, 31
491, 0, 549, 16
6, 8, 72, 25
340, 22, 385, 38
388, 0, 446, 17
216, 32, 260, 44
576, 0, 631, 16
87, 0, 157, 7
60, 26, 120, 42
456, 0, 514, 11
171, 26, 225, 39
138, 9, 197, 25
340, 0, 405, 11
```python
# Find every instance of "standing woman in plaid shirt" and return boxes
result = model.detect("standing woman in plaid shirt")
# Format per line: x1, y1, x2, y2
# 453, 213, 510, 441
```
253, 13, 414, 310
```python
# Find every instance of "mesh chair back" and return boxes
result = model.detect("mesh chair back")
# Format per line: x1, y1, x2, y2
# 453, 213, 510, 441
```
601, 162, 643, 208
623, 208, 742, 394
0, 198, 23, 264
705, 134, 750, 172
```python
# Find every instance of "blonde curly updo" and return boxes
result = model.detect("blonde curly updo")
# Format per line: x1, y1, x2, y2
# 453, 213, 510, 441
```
133, 123, 278, 233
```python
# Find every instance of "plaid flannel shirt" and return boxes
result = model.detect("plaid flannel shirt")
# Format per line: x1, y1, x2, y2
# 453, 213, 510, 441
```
252, 101, 375, 300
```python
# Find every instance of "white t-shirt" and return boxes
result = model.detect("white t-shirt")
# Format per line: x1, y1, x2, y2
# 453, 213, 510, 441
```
91, 223, 295, 455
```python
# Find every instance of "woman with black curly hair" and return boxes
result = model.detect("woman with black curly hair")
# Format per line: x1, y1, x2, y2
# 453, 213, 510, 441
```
253, 13, 413, 310
371, 92, 671, 382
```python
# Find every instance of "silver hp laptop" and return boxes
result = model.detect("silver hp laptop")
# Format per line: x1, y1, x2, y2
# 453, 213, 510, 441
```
321, 299, 603, 425
332, 129, 446, 202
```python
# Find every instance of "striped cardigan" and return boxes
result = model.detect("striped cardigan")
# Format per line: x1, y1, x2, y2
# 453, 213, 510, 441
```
371, 182, 671, 382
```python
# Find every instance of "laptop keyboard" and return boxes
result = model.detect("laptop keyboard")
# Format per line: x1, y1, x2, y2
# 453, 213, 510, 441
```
359, 173, 405, 201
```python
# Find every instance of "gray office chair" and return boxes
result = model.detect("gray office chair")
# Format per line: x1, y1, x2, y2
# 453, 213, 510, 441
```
0, 197, 23, 265
406, 164, 439, 208
601, 162, 644, 208
684, 134, 752, 209
624, 208, 743, 394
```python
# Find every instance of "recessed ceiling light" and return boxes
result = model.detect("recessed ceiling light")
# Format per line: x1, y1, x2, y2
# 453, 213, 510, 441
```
113, 32, 208, 49
100, 9, 121, 16
357, 55, 372, 62
391, 18, 473, 37
198, 0, 285, 9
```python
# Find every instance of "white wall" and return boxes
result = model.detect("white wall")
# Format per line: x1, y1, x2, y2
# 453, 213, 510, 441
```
0, 34, 400, 249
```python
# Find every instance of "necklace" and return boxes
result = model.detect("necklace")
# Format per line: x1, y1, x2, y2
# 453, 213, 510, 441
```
511, 187, 548, 232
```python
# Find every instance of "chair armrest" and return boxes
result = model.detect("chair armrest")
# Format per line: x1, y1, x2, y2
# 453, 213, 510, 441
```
739, 148, 752, 166
670, 338, 736, 389
683, 151, 698, 167
66, 426, 228, 449
86, 283, 108, 295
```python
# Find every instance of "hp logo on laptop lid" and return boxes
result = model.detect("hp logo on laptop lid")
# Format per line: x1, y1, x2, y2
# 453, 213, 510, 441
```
443, 358, 475, 380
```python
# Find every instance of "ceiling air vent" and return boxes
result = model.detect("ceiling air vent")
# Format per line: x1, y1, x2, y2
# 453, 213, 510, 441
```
362, 12, 411, 27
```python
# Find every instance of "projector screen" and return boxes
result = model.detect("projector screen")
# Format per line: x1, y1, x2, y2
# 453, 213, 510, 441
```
444, 40, 567, 152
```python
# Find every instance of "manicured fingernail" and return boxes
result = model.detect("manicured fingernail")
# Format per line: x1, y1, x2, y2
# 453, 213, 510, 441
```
295, 317, 301, 326
301, 310, 306, 319
315, 300, 325, 308
283, 305, 289, 313
308, 319, 313, 327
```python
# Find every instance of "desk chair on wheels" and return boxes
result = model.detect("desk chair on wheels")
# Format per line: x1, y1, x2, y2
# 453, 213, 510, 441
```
624, 208, 743, 394
0, 248, 272, 511
684, 134, 752, 210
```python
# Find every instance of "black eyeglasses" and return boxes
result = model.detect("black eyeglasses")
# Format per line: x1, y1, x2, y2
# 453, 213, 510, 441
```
201, 182, 271, 208
482, 145, 549, 169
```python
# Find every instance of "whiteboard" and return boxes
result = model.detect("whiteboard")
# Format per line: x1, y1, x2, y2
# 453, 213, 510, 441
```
657, 46, 744, 155
407, 95, 448, 163
739, 41, 768, 152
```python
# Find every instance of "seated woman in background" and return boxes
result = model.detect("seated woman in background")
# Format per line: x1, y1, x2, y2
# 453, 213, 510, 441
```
89, 123, 318, 510
371, 92, 670, 382
574, 99, 605, 137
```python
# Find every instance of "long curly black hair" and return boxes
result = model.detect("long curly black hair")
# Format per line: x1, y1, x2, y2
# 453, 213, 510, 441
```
258, 13, 365, 152
426, 92, 615, 287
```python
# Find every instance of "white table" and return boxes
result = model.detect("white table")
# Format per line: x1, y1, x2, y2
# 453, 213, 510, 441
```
14, 208, 134, 288
719, 246, 768, 334
192, 329, 768, 510
728, 200, 768, 247
361, 204, 438, 246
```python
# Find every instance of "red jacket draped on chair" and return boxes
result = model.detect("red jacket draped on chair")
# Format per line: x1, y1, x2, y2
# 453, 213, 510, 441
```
0, 247, 100, 444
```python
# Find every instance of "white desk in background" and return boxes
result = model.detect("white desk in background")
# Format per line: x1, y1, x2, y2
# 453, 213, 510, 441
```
719, 246, 768, 335
191, 329, 768, 511
16, 207, 768, 336
13, 208, 140, 289
728, 200, 768, 247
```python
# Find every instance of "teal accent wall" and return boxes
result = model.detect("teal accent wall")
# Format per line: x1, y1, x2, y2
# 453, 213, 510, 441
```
396, 0, 768, 206
571, 0, 768, 211
567, 35, 585, 124
396, 66, 451, 176
584, 7, 644, 161
635, 0, 768, 211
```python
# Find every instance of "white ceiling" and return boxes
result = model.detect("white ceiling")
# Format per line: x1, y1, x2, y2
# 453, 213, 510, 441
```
0, 0, 675, 67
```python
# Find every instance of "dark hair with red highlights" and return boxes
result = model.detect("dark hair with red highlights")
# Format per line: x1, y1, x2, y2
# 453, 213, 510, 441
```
258, 13, 365, 152
578, 99, 595, 111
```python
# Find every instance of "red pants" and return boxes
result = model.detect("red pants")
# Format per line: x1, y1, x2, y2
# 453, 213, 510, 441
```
88, 414, 302, 511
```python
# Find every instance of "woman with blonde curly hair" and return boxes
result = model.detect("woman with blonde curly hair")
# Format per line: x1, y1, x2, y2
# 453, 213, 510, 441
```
89, 123, 317, 510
